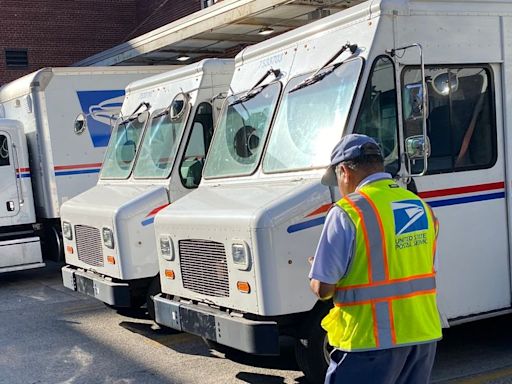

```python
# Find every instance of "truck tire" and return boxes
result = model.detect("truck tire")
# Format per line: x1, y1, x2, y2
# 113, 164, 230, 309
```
295, 304, 332, 384
145, 276, 161, 322
42, 225, 64, 262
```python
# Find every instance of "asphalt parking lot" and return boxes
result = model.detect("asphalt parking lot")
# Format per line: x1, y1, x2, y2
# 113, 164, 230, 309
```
2, 261, 512, 384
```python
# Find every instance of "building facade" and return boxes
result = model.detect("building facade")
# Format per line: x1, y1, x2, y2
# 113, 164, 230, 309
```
0, 0, 207, 84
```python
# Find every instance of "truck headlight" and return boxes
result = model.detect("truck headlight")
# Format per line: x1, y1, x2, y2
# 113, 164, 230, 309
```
102, 227, 115, 249
62, 221, 73, 240
232, 241, 250, 270
160, 236, 174, 261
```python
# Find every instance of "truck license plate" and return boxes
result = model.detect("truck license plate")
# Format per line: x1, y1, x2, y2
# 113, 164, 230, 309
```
75, 275, 97, 297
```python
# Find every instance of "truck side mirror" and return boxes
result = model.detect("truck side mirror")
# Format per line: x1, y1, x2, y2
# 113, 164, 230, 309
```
168, 93, 189, 121
74, 113, 87, 135
403, 82, 425, 121
405, 135, 430, 160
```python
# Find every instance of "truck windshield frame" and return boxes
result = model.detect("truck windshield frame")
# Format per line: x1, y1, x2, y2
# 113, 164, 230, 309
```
262, 57, 364, 174
203, 81, 282, 179
100, 111, 149, 180
132, 105, 190, 179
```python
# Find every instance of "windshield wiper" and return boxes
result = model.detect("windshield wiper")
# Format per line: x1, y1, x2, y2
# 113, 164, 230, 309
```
231, 68, 281, 105
290, 42, 358, 93
126, 102, 151, 122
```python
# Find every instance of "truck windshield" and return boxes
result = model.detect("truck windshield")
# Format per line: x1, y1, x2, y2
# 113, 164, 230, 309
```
263, 58, 363, 173
203, 82, 281, 178
133, 108, 188, 179
100, 112, 148, 179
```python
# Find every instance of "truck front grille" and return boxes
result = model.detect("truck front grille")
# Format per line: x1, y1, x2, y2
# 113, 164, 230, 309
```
75, 225, 104, 267
179, 239, 230, 298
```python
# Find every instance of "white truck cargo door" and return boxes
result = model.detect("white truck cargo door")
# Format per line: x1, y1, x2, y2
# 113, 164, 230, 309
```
401, 64, 509, 320
0, 131, 21, 218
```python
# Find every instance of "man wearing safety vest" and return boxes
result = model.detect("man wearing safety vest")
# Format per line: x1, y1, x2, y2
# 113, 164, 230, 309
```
309, 134, 442, 384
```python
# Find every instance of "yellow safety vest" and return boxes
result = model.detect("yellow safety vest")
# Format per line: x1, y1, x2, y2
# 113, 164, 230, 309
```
321, 179, 442, 351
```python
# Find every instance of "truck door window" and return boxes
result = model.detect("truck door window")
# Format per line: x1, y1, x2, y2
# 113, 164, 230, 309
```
101, 112, 148, 179
354, 56, 399, 175
263, 58, 363, 173
0, 135, 10, 167
180, 103, 213, 188
402, 66, 496, 174
133, 104, 189, 179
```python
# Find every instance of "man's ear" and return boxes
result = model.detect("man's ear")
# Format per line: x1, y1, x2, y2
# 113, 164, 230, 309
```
341, 164, 350, 184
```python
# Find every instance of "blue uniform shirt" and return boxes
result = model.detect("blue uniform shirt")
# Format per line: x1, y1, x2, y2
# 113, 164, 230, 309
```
309, 172, 393, 284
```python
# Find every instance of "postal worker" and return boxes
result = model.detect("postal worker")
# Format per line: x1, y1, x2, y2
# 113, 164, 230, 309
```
309, 134, 442, 384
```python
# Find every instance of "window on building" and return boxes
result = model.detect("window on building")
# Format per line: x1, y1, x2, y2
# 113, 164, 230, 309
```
5, 49, 28, 69
180, 103, 213, 188
402, 66, 496, 174
354, 56, 400, 176
201, 0, 216, 9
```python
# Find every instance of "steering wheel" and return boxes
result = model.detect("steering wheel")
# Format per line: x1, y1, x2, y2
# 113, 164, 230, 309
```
0, 138, 9, 160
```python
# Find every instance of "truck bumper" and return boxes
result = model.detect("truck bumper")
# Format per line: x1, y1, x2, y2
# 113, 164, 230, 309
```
62, 265, 131, 306
0, 237, 44, 273
154, 294, 280, 355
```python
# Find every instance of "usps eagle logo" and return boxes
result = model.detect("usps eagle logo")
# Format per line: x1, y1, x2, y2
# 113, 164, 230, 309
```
392, 200, 428, 235
76, 90, 125, 148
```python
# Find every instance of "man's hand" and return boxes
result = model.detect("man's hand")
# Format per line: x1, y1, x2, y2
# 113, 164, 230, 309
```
310, 279, 336, 300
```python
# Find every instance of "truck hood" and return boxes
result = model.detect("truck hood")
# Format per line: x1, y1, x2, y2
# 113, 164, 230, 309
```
155, 179, 324, 230
62, 184, 169, 280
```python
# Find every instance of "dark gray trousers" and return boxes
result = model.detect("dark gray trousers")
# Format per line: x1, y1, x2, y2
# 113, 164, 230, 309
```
324, 342, 437, 384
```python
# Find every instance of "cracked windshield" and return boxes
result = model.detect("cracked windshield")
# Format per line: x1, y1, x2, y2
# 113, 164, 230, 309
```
263, 58, 363, 173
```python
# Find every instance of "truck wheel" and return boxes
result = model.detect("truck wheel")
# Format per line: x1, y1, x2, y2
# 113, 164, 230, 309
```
295, 304, 332, 384
146, 276, 161, 321
42, 225, 64, 262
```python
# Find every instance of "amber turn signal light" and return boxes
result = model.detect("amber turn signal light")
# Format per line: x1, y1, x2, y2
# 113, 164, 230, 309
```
66, 245, 74, 255
165, 269, 175, 279
237, 281, 251, 294
107, 256, 116, 265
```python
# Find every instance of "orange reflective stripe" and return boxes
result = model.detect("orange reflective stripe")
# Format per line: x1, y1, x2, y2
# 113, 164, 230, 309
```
336, 272, 436, 291
335, 288, 437, 307
371, 303, 380, 348
344, 195, 373, 283
358, 190, 390, 280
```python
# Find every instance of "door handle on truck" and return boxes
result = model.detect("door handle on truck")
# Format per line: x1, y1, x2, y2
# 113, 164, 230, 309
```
12, 143, 24, 205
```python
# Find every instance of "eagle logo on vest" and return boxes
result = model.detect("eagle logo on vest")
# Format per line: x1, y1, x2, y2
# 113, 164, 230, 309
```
392, 200, 428, 235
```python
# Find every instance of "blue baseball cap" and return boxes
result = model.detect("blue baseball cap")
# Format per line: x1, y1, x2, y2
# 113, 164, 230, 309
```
321, 134, 382, 186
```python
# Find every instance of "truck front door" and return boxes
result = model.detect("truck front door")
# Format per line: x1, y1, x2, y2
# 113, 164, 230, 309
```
401, 64, 509, 321
0, 131, 21, 218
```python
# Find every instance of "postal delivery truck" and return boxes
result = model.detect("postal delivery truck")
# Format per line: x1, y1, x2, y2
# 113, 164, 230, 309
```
0, 66, 172, 273
60, 59, 234, 319
151, 0, 512, 382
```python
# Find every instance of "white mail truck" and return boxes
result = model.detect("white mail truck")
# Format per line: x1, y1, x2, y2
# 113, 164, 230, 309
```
152, 0, 512, 382
60, 59, 234, 319
0, 66, 171, 273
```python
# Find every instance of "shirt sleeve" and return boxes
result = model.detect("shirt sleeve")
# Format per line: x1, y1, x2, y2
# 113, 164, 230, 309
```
308, 206, 355, 284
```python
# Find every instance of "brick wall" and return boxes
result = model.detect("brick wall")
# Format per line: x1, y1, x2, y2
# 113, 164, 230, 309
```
0, 0, 137, 85
126, 0, 202, 40
0, 0, 217, 85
